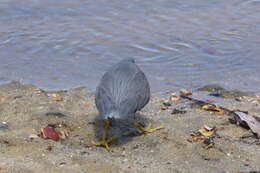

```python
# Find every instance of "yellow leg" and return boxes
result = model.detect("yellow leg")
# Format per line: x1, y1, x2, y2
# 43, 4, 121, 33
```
134, 121, 164, 135
91, 119, 117, 150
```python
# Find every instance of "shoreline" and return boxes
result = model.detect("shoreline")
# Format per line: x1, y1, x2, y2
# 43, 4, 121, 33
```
0, 81, 259, 173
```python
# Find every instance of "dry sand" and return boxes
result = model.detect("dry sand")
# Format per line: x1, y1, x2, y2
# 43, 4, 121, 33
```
0, 82, 259, 173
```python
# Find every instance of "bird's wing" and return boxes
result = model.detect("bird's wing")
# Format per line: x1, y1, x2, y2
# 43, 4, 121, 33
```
118, 70, 150, 115
129, 70, 150, 111
95, 78, 117, 117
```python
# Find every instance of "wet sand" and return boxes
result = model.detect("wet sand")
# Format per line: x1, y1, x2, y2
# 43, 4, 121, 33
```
0, 82, 259, 173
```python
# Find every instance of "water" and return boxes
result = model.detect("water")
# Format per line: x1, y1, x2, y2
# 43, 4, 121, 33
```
0, 0, 259, 93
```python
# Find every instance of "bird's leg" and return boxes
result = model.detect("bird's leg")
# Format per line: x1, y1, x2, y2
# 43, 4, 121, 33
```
134, 121, 164, 135
91, 118, 117, 150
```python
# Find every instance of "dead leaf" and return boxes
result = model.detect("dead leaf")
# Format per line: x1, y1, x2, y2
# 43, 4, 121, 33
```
202, 104, 225, 115
170, 93, 180, 102
204, 125, 214, 131
160, 105, 168, 110
202, 104, 216, 110
53, 95, 64, 102
40, 127, 60, 141
198, 125, 216, 137
48, 93, 64, 102
187, 136, 206, 142
234, 111, 260, 138
188, 125, 217, 147
180, 89, 192, 97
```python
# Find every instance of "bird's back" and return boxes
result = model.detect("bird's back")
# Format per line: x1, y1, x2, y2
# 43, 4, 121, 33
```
95, 58, 150, 119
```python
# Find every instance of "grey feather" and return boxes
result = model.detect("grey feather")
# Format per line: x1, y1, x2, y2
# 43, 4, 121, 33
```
95, 58, 150, 119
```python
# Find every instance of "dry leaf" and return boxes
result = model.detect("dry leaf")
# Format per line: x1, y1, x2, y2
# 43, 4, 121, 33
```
52, 94, 64, 102
160, 105, 168, 110
202, 104, 215, 110
199, 129, 214, 137
204, 125, 214, 131
41, 127, 60, 141
202, 104, 225, 115
188, 125, 216, 145
170, 93, 180, 102
198, 125, 215, 137
180, 89, 192, 97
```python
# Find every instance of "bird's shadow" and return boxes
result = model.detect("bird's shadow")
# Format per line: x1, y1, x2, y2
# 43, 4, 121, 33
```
93, 112, 150, 147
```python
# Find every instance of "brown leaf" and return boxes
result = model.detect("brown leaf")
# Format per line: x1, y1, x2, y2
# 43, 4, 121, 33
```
169, 93, 180, 102
180, 89, 192, 97
160, 105, 168, 110
187, 136, 206, 142
202, 104, 216, 110
41, 127, 60, 141
188, 125, 217, 144
48, 93, 64, 102
202, 104, 225, 115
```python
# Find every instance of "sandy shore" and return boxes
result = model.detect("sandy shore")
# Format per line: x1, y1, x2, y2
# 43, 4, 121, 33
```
0, 82, 259, 173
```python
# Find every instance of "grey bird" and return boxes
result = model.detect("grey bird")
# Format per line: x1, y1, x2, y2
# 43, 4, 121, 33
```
92, 58, 164, 150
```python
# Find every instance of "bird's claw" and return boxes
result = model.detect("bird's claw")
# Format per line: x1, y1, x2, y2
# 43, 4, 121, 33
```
91, 136, 117, 150
134, 122, 165, 135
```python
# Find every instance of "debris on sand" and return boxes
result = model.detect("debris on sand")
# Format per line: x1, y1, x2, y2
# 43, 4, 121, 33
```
169, 92, 180, 102
234, 111, 260, 138
181, 93, 260, 139
188, 125, 217, 149
47, 93, 64, 102
179, 89, 192, 97
160, 100, 171, 110
0, 121, 8, 130
171, 108, 187, 114
181, 95, 227, 115
40, 126, 60, 141
198, 85, 253, 99
30, 124, 69, 141
201, 104, 225, 115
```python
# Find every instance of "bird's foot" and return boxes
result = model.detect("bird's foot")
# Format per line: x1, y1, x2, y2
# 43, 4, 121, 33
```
134, 122, 164, 135
91, 136, 117, 150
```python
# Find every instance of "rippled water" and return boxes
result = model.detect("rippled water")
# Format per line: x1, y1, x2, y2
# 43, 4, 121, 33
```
0, 0, 259, 93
